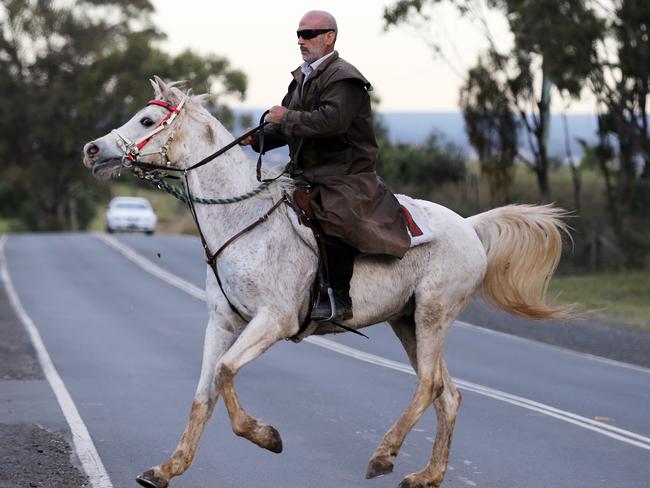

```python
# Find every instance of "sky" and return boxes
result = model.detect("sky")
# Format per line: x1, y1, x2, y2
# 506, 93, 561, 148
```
152, 0, 595, 113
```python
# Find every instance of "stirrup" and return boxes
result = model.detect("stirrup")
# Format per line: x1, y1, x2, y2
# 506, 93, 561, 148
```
315, 287, 337, 324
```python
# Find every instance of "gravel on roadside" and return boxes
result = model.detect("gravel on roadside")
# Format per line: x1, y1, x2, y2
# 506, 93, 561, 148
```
0, 423, 89, 488
0, 285, 88, 488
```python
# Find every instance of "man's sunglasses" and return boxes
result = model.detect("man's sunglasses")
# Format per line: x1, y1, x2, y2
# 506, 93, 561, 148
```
296, 29, 334, 40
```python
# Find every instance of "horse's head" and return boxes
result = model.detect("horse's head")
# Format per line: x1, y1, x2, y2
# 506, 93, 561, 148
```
82, 76, 191, 180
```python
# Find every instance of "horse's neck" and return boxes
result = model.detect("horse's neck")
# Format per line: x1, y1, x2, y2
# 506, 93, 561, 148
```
182, 117, 272, 251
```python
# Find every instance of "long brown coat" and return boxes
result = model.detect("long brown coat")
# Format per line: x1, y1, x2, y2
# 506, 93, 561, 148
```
257, 52, 410, 257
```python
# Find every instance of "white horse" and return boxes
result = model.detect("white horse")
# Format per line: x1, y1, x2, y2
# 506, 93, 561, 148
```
83, 77, 571, 488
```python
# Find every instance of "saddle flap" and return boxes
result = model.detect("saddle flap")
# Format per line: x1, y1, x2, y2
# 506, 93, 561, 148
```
401, 206, 424, 237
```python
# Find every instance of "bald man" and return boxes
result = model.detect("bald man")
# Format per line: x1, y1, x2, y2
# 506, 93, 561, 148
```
243, 10, 410, 321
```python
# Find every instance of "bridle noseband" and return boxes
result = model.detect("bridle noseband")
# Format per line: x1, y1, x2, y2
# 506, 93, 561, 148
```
112, 98, 186, 171
111, 97, 273, 183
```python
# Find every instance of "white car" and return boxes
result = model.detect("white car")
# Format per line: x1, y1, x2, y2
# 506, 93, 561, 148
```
105, 197, 157, 234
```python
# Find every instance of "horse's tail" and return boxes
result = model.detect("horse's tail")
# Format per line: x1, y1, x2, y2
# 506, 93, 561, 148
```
466, 204, 574, 320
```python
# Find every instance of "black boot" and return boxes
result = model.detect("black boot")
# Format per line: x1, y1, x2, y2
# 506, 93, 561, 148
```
311, 287, 353, 322
311, 237, 357, 322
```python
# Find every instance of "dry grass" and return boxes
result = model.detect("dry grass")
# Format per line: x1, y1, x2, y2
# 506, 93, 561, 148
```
548, 272, 650, 332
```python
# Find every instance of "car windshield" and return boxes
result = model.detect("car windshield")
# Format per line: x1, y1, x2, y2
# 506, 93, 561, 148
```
113, 202, 149, 210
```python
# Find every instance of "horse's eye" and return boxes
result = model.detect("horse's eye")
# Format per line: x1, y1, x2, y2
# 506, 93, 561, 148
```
140, 117, 155, 127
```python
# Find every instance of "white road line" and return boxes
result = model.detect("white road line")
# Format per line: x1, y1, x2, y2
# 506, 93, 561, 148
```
96, 233, 206, 301
94, 234, 650, 452
0, 235, 114, 488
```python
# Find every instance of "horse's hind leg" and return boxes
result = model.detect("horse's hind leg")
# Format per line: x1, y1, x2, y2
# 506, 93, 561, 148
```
136, 320, 238, 488
400, 363, 461, 488
366, 316, 421, 478
216, 309, 297, 453
367, 299, 452, 477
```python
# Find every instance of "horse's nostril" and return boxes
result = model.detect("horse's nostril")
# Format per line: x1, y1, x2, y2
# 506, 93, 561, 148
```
86, 143, 99, 156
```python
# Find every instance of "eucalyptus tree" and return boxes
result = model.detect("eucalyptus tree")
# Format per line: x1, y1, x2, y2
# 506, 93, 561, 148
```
384, 0, 603, 203
586, 0, 650, 264
0, 0, 246, 231
459, 55, 517, 205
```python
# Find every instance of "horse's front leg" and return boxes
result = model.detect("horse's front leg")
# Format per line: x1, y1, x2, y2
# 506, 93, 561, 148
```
136, 317, 239, 488
216, 308, 298, 453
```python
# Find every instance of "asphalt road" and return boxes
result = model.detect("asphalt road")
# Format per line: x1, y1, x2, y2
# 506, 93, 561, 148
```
1, 233, 649, 488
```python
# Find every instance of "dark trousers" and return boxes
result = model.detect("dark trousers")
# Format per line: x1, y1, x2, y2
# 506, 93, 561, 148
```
324, 236, 358, 297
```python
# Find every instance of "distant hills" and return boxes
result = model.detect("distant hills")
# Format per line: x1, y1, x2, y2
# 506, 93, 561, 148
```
376, 112, 599, 160
233, 109, 599, 162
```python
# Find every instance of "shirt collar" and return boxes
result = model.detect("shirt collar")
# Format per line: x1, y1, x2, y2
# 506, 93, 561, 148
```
300, 51, 336, 76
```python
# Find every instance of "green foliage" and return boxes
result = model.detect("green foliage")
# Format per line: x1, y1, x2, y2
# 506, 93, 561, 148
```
0, 0, 247, 231
383, 0, 650, 269
460, 57, 518, 205
549, 271, 650, 331
383, 0, 428, 27
377, 128, 466, 198
581, 0, 650, 268
497, 0, 604, 96
384, 0, 605, 204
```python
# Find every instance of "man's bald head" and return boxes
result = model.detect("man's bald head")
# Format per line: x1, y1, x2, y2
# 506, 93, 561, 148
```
297, 10, 338, 63
300, 10, 337, 32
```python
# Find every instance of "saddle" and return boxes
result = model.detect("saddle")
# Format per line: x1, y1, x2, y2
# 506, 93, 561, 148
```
286, 186, 424, 342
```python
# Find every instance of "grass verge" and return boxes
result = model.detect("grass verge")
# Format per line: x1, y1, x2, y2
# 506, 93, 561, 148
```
549, 272, 650, 332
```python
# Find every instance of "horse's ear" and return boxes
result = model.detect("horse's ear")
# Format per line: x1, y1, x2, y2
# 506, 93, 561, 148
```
153, 75, 174, 101
194, 93, 212, 105
150, 78, 164, 100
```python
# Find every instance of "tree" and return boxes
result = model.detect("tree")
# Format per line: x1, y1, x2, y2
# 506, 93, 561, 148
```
384, 0, 603, 202
586, 0, 650, 265
376, 130, 466, 198
459, 55, 518, 205
0, 0, 246, 231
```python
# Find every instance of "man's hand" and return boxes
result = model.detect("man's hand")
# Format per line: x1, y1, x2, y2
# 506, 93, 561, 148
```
265, 105, 288, 124
239, 129, 255, 146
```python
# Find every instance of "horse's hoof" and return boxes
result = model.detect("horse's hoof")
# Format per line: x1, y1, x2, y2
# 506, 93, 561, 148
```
397, 478, 418, 488
262, 425, 283, 454
366, 455, 394, 478
398, 473, 438, 488
136, 469, 169, 488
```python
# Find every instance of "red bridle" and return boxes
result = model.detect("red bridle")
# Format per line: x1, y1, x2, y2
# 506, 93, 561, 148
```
112, 98, 186, 163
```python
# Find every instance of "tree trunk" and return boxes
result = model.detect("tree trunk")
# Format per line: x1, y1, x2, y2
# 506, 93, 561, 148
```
536, 63, 552, 203
562, 113, 581, 212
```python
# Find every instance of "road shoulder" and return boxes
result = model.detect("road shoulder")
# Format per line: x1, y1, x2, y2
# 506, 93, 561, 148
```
0, 282, 89, 487
460, 299, 650, 369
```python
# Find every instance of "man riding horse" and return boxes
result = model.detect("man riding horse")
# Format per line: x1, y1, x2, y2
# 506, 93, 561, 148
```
242, 10, 410, 321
